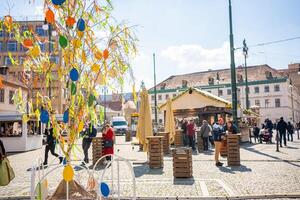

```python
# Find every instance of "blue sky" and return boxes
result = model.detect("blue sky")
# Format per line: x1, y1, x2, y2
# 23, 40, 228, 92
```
1, 0, 300, 91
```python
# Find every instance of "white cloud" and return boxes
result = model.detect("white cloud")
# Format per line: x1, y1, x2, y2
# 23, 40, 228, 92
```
161, 42, 243, 71
34, 5, 44, 16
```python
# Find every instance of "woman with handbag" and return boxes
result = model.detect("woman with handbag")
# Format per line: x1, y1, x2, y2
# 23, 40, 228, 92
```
0, 139, 15, 186
103, 124, 115, 163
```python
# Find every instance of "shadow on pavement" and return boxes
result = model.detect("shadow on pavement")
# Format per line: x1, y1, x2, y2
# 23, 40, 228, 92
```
173, 177, 195, 185
218, 164, 252, 174
133, 164, 164, 178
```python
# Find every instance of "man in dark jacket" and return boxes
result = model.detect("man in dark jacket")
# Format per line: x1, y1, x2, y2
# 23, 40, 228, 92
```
287, 122, 294, 142
82, 123, 97, 164
276, 117, 287, 147
43, 125, 63, 166
265, 119, 274, 143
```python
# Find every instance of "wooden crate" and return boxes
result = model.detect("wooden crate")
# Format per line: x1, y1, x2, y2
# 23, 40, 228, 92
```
157, 132, 170, 154
227, 134, 240, 166
174, 130, 183, 147
92, 137, 103, 165
147, 136, 164, 169
172, 147, 193, 178
197, 134, 203, 153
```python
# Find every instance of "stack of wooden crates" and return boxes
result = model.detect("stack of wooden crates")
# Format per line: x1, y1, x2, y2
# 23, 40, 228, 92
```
147, 136, 164, 169
227, 134, 240, 166
174, 130, 183, 147
157, 132, 170, 154
92, 137, 103, 166
173, 147, 193, 178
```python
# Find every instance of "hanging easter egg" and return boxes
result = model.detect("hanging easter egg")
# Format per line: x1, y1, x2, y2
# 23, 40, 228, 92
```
103, 49, 109, 60
52, 0, 66, 6
59, 35, 68, 48
72, 39, 81, 48
91, 63, 100, 72
22, 39, 33, 48
94, 50, 102, 60
77, 18, 86, 31
88, 94, 95, 107
29, 45, 40, 58
78, 121, 84, 132
62, 157, 67, 165
69, 68, 79, 81
63, 165, 74, 182
63, 109, 69, 123
100, 182, 110, 197
66, 16, 76, 27
71, 82, 76, 95
40, 110, 49, 124
45, 9, 55, 24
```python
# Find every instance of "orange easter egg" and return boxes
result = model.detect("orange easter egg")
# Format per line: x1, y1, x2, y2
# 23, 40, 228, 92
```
66, 16, 76, 27
23, 39, 33, 48
45, 9, 55, 24
103, 49, 109, 60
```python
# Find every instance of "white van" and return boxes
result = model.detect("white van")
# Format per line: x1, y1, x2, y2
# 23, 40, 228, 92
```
111, 116, 128, 135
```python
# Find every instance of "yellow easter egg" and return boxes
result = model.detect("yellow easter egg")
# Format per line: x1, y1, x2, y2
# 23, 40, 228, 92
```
91, 63, 100, 72
63, 165, 74, 182
72, 39, 82, 48
94, 50, 102, 60
78, 121, 84, 132
29, 45, 40, 58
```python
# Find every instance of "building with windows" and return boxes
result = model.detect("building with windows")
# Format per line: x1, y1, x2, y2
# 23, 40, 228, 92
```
149, 64, 300, 124
0, 20, 66, 114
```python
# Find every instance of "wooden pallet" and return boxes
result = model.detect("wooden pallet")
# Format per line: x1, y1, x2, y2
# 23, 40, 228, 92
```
157, 132, 170, 154
147, 136, 164, 169
172, 147, 193, 178
227, 134, 240, 166
92, 137, 103, 165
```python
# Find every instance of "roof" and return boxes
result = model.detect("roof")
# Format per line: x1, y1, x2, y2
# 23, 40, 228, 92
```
0, 75, 28, 90
150, 64, 287, 91
159, 87, 231, 110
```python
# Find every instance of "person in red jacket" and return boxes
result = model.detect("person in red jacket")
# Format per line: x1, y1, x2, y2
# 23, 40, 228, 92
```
103, 124, 114, 162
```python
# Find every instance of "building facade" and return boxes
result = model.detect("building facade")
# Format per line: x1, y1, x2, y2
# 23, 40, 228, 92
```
149, 64, 300, 124
0, 20, 66, 114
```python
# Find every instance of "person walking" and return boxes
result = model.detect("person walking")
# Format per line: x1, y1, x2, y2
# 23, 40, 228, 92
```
181, 119, 188, 146
103, 124, 115, 162
187, 119, 196, 151
252, 124, 260, 143
213, 118, 225, 167
276, 117, 287, 147
265, 119, 274, 143
287, 121, 294, 142
199, 120, 212, 151
82, 122, 97, 164
43, 124, 63, 166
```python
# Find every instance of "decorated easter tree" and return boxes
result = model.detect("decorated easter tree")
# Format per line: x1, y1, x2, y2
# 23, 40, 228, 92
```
1, 0, 137, 163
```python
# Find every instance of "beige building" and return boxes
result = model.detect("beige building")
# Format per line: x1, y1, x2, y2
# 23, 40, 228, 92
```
149, 64, 300, 124
0, 20, 66, 114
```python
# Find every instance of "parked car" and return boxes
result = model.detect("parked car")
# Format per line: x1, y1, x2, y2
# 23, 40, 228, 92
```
111, 116, 128, 135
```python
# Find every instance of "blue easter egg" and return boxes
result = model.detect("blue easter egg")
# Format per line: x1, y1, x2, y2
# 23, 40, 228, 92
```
40, 110, 49, 124
52, 0, 66, 6
77, 18, 85, 31
63, 157, 67, 165
69, 68, 79, 81
63, 110, 69, 123
100, 182, 110, 197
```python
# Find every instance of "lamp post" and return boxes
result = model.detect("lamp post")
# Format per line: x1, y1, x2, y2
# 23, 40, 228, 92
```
243, 39, 249, 110
228, 0, 238, 124
153, 53, 158, 125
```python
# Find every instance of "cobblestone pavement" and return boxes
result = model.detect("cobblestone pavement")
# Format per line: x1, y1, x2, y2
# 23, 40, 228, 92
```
0, 135, 300, 199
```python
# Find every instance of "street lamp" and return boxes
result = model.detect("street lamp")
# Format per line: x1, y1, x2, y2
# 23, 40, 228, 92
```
228, 0, 238, 125
243, 39, 249, 110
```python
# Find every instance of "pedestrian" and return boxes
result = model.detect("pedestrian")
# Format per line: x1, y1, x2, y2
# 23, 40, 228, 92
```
199, 120, 212, 151
265, 119, 274, 143
225, 120, 238, 134
82, 122, 97, 164
103, 123, 115, 163
252, 124, 260, 143
43, 124, 63, 166
287, 121, 294, 142
276, 117, 287, 147
0, 139, 15, 186
187, 119, 196, 151
181, 119, 188, 146
213, 118, 225, 167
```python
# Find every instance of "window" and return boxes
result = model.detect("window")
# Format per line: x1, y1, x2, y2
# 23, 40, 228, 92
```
160, 83, 166, 90
4, 56, 12, 65
208, 77, 214, 85
275, 98, 281, 108
21, 25, 29, 34
182, 80, 188, 88
274, 85, 280, 92
173, 94, 176, 98
265, 99, 270, 108
264, 85, 270, 93
165, 94, 169, 99
7, 41, 17, 52
39, 43, 46, 52
254, 86, 259, 93
0, 89, 4, 102
158, 95, 162, 100
19, 56, 25, 65
237, 74, 243, 83
36, 26, 46, 36
218, 89, 223, 96
151, 95, 154, 101
9, 90, 14, 104
0, 41, 2, 51
207, 90, 211, 93
159, 119, 163, 124
50, 56, 59, 64
227, 89, 232, 95
151, 107, 155, 114
265, 71, 273, 79
255, 100, 260, 107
